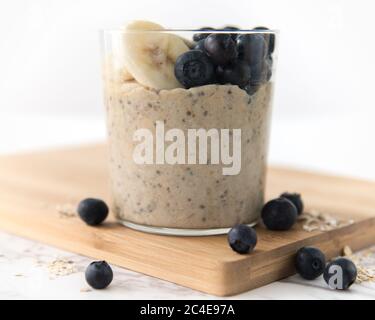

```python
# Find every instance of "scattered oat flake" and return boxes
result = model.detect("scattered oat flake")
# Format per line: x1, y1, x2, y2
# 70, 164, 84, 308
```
33, 258, 44, 266
14, 274, 24, 277
343, 245, 353, 256
343, 245, 375, 283
47, 258, 76, 277
56, 203, 77, 218
299, 210, 354, 232
80, 287, 92, 293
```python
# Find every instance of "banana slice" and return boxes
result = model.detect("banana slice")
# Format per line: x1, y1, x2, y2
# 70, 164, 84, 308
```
103, 54, 134, 84
122, 20, 189, 90
118, 67, 134, 82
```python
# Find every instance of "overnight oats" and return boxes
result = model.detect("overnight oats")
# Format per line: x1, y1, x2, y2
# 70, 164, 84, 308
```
101, 21, 277, 235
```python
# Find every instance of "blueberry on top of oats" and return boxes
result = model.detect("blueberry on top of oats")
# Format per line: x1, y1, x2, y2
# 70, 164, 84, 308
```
174, 50, 215, 88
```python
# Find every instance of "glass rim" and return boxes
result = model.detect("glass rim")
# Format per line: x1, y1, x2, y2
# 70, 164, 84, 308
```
100, 28, 279, 35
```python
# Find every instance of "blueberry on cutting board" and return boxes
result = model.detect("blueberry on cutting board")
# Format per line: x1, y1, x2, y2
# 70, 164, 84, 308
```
261, 197, 298, 230
295, 247, 326, 280
85, 261, 113, 289
280, 192, 304, 215
323, 258, 357, 290
228, 224, 257, 254
77, 198, 109, 226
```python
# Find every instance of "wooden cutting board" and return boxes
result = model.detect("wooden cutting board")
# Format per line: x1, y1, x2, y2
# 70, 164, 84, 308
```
0, 144, 374, 296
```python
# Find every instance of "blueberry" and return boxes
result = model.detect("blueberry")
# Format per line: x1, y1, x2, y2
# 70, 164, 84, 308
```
243, 83, 260, 96
295, 247, 326, 280
253, 26, 275, 54
193, 27, 215, 42
77, 198, 109, 226
280, 192, 304, 215
249, 57, 273, 86
323, 258, 357, 290
261, 197, 298, 230
266, 68, 272, 82
174, 50, 215, 88
237, 34, 268, 66
194, 39, 206, 52
222, 25, 240, 31
228, 224, 257, 254
221, 25, 240, 40
204, 34, 237, 66
266, 57, 273, 81
85, 261, 113, 289
216, 60, 251, 87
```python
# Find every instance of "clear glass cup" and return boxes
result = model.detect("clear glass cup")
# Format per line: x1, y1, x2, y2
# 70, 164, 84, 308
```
100, 27, 278, 236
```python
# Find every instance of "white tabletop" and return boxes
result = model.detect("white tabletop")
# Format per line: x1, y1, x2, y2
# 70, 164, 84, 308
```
1, 111, 374, 300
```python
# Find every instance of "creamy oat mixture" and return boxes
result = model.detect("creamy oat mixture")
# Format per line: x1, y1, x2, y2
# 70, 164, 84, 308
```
105, 81, 273, 228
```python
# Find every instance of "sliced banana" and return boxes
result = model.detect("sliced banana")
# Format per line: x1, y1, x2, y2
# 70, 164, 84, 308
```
102, 54, 134, 84
119, 67, 134, 81
122, 20, 189, 90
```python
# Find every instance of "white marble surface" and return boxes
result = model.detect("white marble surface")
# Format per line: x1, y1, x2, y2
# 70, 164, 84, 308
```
0, 111, 375, 300
0, 230, 374, 300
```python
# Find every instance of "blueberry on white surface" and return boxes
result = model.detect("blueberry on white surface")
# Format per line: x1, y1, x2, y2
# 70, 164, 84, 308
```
85, 261, 113, 289
295, 247, 326, 280
77, 198, 109, 226
323, 258, 357, 290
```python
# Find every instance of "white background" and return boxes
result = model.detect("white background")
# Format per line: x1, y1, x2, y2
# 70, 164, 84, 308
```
0, 0, 375, 179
